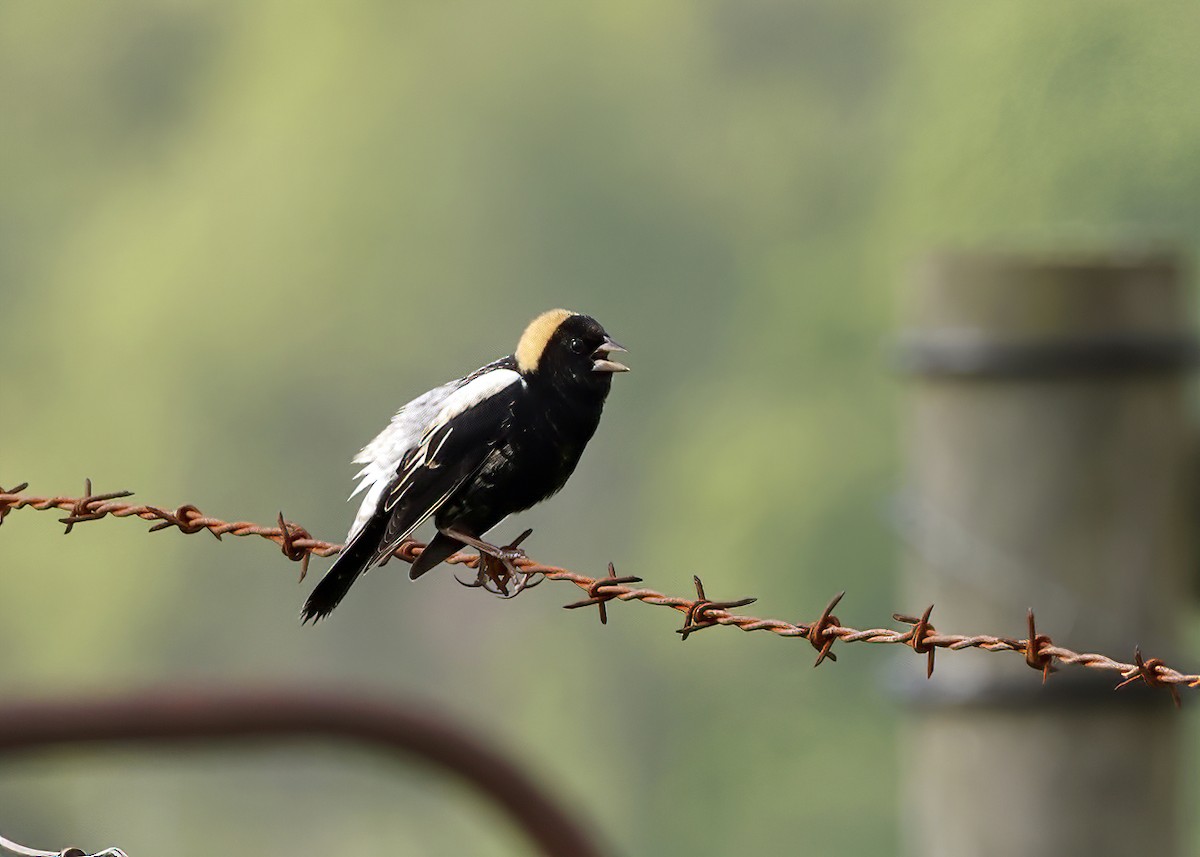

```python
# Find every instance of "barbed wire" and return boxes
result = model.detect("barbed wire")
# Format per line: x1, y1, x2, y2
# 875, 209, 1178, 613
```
1, 479, 1194, 706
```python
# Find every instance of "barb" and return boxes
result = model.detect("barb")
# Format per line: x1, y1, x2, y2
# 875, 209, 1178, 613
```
805, 591, 844, 667
675, 575, 756, 641
0, 831, 127, 857
3, 481, 1198, 703
563, 563, 643, 625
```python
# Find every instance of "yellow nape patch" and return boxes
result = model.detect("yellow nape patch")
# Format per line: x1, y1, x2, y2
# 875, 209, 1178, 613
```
516, 308, 574, 373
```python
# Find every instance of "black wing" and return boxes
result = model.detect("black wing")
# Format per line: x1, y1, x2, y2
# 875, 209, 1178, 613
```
364, 378, 519, 568
301, 364, 521, 622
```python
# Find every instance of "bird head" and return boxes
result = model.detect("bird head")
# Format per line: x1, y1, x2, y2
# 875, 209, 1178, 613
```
515, 309, 628, 392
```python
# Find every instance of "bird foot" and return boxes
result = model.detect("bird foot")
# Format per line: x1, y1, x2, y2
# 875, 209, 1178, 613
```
454, 530, 542, 597
480, 549, 544, 597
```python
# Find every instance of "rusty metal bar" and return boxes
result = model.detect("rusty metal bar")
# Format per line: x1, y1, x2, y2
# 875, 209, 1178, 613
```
0, 687, 606, 857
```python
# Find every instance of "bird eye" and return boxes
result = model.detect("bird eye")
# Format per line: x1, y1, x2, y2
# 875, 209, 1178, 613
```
569, 337, 586, 354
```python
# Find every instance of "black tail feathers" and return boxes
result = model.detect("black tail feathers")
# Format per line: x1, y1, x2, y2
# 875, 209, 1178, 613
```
409, 531, 465, 580
301, 519, 383, 623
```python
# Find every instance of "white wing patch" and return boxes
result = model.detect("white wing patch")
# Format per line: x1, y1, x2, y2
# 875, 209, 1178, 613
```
349, 380, 459, 498
346, 368, 522, 538
436, 368, 523, 422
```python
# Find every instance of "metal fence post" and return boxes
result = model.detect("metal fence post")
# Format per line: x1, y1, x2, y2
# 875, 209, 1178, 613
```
896, 252, 1195, 857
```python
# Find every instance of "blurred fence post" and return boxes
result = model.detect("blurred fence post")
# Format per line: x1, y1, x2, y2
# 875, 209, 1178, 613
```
895, 252, 1195, 857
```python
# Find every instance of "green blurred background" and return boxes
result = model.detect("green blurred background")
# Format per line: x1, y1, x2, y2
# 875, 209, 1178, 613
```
2, 2, 1199, 855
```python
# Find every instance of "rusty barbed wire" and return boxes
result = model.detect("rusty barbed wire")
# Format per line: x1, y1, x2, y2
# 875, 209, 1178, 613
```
2, 480, 1197, 705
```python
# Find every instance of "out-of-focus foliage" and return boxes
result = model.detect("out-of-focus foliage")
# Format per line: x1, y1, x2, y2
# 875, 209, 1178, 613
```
2, 2, 1197, 855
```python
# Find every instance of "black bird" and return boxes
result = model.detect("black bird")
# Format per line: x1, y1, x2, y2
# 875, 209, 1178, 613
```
301, 309, 628, 622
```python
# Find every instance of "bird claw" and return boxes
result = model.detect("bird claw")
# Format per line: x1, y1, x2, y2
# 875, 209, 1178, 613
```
455, 552, 540, 598
452, 529, 539, 597
454, 571, 487, 589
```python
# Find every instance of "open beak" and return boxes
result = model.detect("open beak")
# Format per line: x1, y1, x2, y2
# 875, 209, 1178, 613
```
591, 337, 630, 373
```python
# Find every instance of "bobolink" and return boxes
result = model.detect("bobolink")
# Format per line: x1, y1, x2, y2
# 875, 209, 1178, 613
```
301, 309, 627, 622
